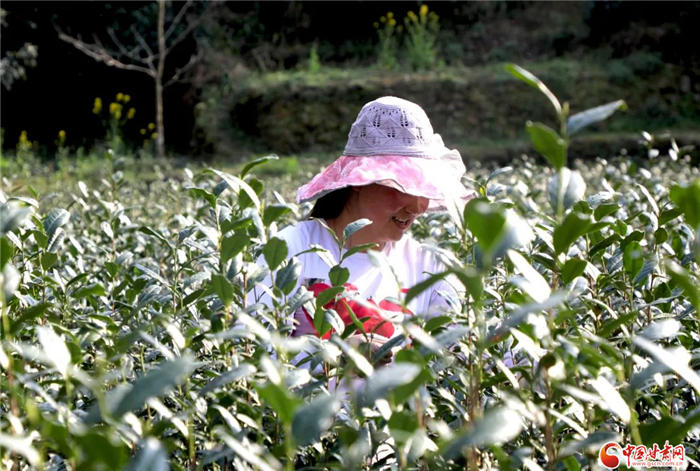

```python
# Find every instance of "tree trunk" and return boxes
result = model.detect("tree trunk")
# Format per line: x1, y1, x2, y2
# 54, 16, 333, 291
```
156, 0, 166, 158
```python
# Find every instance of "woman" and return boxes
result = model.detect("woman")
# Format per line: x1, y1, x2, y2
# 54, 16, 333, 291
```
251, 96, 476, 360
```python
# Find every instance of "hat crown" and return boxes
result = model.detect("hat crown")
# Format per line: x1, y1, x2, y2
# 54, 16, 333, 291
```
343, 96, 443, 158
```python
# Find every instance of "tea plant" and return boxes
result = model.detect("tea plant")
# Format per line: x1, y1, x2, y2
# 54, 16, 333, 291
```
1, 65, 699, 471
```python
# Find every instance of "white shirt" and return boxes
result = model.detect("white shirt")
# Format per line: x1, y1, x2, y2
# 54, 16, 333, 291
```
249, 219, 458, 337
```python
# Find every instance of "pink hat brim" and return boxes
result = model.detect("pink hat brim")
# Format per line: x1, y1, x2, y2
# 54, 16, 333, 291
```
297, 154, 477, 212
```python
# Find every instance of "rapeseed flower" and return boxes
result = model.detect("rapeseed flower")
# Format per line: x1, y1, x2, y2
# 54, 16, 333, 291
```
151, 132, 158, 140
93, 97, 102, 114
140, 128, 147, 135
127, 108, 136, 119
420, 4, 429, 17
387, 12, 394, 19
123, 94, 131, 103
19, 131, 29, 145
148, 123, 155, 131
116, 93, 124, 102
58, 130, 66, 142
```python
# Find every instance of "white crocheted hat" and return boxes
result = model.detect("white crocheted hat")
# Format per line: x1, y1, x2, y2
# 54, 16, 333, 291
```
297, 96, 476, 212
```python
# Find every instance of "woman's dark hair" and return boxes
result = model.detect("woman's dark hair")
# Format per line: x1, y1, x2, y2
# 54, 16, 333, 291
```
308, 187, 352, 220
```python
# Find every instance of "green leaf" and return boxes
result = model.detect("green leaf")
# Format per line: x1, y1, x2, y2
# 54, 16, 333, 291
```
72, 283, 107, 299
659, 207, 683, 226
623, 241, 643, 279
360, 363, 422, 406
464, 199, 508, 254
201, 363, 257, 395
37, 326, 72, 379
138, 226, 172, 248
508, 250, 550, 303
561, 258, 587, 284
292, 394, 340, 446
526, 122, 566, 170
669, 179, 700, 229
263, 237, 288, 271
329, 265, 350, 286
43, 208, 70, 238
343, 219, 372, 240
405, 272, 449, 304
207, 169, 261, 209
40, 251, 58, 270
341, 243, 380, 262
665, 261, 700, 312
424, 315, 452, 333
315, 286, 345, 309
241, 154, 279, 178
442, 407, 524, 459
104, 355, 198, 422
632, 336, 700, 395
211, 274, 234, 307
566, 100, 627, 135
553, 212, 592, 255
639, 411, 700, 448
504, 64, 562, 116
263, 204, 292, 226
594, 203, 619, 221
275, 259, 301, 295
46, 227, 66, 253
255, 382, 301, 425
10, 302, 53, 336
589, 233, 620, 258
187, 187, 217, 208
134, 264, 170, 287
1, 236, 13, 269
125, 438, 168, 471
221, 233, 249, 264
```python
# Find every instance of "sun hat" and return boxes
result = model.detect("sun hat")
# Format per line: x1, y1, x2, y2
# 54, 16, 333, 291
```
296, 96, 476, 212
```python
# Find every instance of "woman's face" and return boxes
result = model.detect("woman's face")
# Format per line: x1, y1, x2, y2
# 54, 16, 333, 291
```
347, 184, 430, 244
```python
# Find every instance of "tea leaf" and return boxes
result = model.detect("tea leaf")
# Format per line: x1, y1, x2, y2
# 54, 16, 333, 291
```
566, 100, 627, 135
526, 122, 566, 170
292, 394, 340, 446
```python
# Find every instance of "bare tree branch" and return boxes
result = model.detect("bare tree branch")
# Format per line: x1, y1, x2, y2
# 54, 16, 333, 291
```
163, 0, 194, 42
57, 30, 155, 76
167, 1, 217, 52
131, 25, 156, 69
163, 50, 203, 88
107, 27, 143, 61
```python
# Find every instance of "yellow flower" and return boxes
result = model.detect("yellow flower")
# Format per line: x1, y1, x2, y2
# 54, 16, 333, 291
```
148, 123, 155, 131
140, 128, 147, 135
389, 18, 397, 27
420, 4, 429, 17
116, 93, 124, 102
114, 110, 122, 120
109, 102, 120, 115
374, 22, 379, 29
380, 16, 386, 23
123, 94, 131, 103
127, 108, 136, 119
387, 12, 394, 19
19, 130, 29, 145
151, 132, 158, 140
407, 11, 417, 21
58, 130, 66, 141
93, 97, 102, 114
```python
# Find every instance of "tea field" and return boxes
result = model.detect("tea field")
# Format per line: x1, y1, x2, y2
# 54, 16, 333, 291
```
1, 68, 700, 471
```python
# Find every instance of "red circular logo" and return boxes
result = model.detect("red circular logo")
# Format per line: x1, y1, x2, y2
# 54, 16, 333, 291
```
599, 442, 621, 469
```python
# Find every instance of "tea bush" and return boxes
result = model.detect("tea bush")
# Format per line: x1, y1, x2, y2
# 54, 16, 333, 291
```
1, 66, 699, 470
